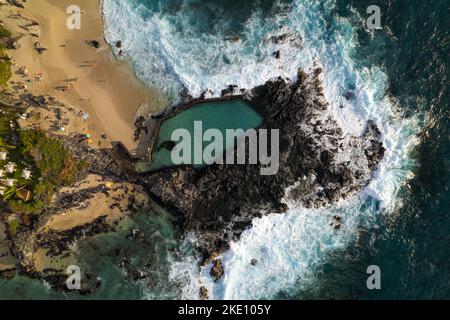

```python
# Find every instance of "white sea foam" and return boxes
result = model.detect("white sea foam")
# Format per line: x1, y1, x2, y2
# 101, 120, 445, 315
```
103, 0, 319, 101
103, 0, 422, 299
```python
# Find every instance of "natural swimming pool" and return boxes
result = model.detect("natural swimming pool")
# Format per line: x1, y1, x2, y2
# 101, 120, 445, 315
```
135, 99, 263, 173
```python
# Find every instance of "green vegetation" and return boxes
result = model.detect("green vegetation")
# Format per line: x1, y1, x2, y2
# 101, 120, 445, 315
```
0, 110, 86, 215
0, 25, 85, 221
0, 26, 12, 87
5, 130, 87, 214
20, 130, 83, 186
8, 219, 20, 235
0, 52, 11, 87
0, 27, 11, 39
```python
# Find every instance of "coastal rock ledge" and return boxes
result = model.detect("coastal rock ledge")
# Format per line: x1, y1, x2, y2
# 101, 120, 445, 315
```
4, 69, 385, 288
141, 68, 385, 260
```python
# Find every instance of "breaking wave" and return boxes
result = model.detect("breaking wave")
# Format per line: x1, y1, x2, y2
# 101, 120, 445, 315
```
102, 0, 423, 299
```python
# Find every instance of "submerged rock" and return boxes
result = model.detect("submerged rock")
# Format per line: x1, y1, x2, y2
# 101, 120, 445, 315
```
5, 67, 385, 292
199, 286, 209, 300
157, 140, 177, 152
210, 259, 224, 282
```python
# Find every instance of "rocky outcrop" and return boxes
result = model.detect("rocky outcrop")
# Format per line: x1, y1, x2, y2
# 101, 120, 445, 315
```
10, 173, 150, 282
6, 0, 24, 9
53, 134, 125, 177
199, 286, 209, 300
140, 69, 385, 260
210, 259, 224, 282
4, 68, 385, 291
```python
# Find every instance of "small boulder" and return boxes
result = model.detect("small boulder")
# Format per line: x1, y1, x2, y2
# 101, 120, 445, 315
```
210, 259, 224, 282
86, 40, 100, 49
199, 286, 209, 300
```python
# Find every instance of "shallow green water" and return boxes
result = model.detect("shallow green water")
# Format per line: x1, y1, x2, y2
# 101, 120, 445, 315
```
136, 99, 263, 172
1, 0, 448, 300
0, 202, 184, 300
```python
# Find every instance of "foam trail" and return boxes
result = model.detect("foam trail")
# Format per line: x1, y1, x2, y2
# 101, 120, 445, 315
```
102, 0, 422, 299
171, 0, 420, 300
103, 0, 312, 100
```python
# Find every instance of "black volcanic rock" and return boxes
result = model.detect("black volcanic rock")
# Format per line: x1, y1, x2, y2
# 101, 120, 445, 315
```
210, 259, 224, 282
199, 286, 209, 300
8, 68, 385, 286
221, 85, 239, 97
141, 69, 385, 260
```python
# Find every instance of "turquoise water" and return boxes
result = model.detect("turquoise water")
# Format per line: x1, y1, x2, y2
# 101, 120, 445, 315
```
103, 0, 448, 300
0, 0, 448, 299
0, 202, 185, 300
135, 99, 263, 172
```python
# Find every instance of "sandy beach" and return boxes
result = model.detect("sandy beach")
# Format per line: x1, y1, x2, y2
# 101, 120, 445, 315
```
0, 0, 166, 275
0, 0, 167, 151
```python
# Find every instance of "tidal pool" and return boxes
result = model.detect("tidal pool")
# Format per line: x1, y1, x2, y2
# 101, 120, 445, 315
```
135, 99, 263, 173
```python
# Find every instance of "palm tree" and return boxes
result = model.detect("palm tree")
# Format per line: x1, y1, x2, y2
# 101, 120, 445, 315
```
2, 185, 18, 201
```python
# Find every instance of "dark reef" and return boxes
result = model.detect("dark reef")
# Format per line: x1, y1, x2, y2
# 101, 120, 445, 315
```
6, 68, 385, 285
138, 68, 385, 260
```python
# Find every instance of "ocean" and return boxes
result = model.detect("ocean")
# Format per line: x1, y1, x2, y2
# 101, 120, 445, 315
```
0, 0, 448, 299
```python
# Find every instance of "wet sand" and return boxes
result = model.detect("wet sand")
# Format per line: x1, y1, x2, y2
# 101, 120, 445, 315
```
1, 0, 168, 151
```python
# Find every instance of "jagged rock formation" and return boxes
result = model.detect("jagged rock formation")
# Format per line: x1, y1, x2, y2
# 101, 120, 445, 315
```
54, 134, 125, 177
6, 68, 385, 289
11, 173, 150, 286
210, 259, 225, 282
141, 69, 385, 259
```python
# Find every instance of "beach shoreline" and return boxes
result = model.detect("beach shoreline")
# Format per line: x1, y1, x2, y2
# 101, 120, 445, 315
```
0, 0, 167, 279
0, 0, 168, 152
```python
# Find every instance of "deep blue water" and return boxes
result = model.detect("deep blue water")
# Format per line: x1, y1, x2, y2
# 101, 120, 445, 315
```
348, 0, 449, 299
0, 0, 448, 299
293, 0, 450, 299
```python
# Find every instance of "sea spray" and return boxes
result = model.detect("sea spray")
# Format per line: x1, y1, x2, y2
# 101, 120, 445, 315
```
102, 0, 311, 101
102, 0, 422, 299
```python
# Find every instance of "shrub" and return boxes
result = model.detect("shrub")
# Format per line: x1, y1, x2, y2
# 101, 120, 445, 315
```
8, 219, 20, 235
5, 130, 86, 215
0, 26, 12, 86
0, 26, 11, 39
0, 53, 11, 87
19, 130, 83, 186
